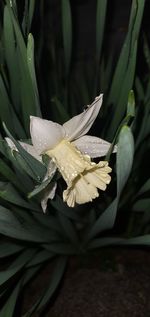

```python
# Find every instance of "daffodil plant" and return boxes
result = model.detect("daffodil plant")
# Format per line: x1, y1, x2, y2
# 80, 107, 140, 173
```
7, 94, 116, 211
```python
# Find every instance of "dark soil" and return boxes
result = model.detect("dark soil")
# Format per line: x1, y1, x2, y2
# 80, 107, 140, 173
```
23, 248, 150, 317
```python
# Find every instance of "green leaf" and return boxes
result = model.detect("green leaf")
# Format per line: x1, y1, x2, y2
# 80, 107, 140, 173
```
127, 90, 135, 118
51, 97, 70, 123
0, 249, 35, 289
13, 151, 39, 182
4, 149, 35, 194
22, 0, 35, 35
126, 235, 150, 245
28, 0, 36, 31
117, 126, 134, 195
0, 206, 57, 242
22, 0, 29, 34
0, 140, 35, 194
105, 90, 135, 162
0, 280, 22, 317
51, 195, 84, 222
43, 242, 77, 255
26, 250, 55, 268
4, 6, 20, 114
28, 177, 54, 199
27, 33, 41, 114
88, 235, 150, 249
33, 212, 62, 234
132, 199, 150, 212
22, 264, 42, 286
0, 158, 19, 188
143, 34, 150, 71
86, 125, 134, 241
0, 140, 7, 156
61, 0, 72, 75
0, 74, 17, 136
96, 0, 107, 62
37, 256, 67, 311
87, 237, 124, 249
0, 181, 36, 210
137, 179, 150, 196
107, 40, 137, 138
0, 242, 23, 258
106, 0, 145, 139
3, 124, 46, 182
58, 212, 79, 246
135, 77, 145, 102
8, 0, 17, 14
5, 3, 41, 134
23, 256, 67, 316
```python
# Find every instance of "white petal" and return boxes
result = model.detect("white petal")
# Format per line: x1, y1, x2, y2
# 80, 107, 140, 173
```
30, 116, 65, 154
73, 135, 115, 158
63, 94, 103, 141
43, 160, 57, 181
5, 137, 17, 151
20, 142, 42, 162
41, 182, 57, 213
41, 160, 57, 212
5, 137, 42, 161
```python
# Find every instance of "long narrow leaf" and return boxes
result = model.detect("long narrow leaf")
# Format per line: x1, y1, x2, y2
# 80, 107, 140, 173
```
4, 6, 20, 114
27, 33, 41, 114
105, 0, 145, 139
0, 206, 57, 242
61, 0, 72, 75
96, 0, 107, 62
0, 242, 23, 258
0, 280, 22, 317
3, 124, 46, 181
0, 181, 36, 210
0, 158, 19, 188
23, 256, 67, 316
86, 125, 134, 241
6, 2, 41, 134
0, 249, 35, 288
58, 212, 79, 246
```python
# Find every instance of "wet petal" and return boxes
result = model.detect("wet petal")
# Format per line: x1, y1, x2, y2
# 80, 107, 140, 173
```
43, 159, 57, 181
47, 160, 57, 177
63, 177, 99, 207
30, 116, 65, 154
84, 162, 112, 191
5, 137, 17, 151
73, 135, 115, 158
41, 182, 57, 213
20, 142, 42, 162
63, 94, 103, 141
5, 137, 42, 161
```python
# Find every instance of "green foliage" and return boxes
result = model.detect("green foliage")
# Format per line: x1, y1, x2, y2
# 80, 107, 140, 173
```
0, 0, 149, 315
1, 1, 41, 138
61, 0, 72, 76
85, 125, 134, 244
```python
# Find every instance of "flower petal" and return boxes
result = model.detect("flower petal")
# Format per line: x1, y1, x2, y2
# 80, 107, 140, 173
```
30, 116, 65, 154
5, 137, 42, 161
43, 159, 57, 180
5, 137, 17, 151
41, 182, 57, 213
73, 135, 116, 158
20, 142, 42, 162
63, 179, 99, 207
63, 94, 103, 141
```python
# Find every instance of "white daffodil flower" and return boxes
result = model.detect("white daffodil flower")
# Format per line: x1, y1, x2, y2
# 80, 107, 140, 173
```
30, 94, 114, 208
